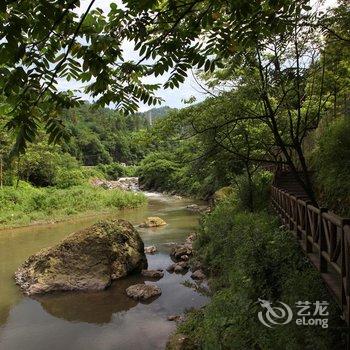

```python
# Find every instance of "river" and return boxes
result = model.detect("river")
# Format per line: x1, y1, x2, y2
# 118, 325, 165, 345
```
0, 192, 208, 350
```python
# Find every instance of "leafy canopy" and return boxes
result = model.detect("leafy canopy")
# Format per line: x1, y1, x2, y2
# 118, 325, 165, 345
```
0, 0, 312, 154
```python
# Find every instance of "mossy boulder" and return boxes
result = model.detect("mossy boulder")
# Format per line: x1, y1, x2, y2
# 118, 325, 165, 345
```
140, 216, 167, 228
212, 186, 234, 204
15, 219, 147, 295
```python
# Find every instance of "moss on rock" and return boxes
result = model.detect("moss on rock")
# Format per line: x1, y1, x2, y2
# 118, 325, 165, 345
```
212, 186, 234, 204
140, 216, 167, 228
15, 219, 147, 295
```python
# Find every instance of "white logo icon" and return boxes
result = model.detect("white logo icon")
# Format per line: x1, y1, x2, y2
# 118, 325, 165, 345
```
257, 298, 293, 328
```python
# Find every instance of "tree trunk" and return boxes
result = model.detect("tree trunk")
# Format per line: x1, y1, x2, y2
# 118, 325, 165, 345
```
294, 143, 317, 204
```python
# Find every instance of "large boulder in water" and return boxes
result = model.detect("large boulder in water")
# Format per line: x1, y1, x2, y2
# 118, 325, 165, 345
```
14, 219, 147, 295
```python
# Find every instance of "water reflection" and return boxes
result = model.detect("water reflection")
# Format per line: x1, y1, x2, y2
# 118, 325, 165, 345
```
34, 278, 141, 324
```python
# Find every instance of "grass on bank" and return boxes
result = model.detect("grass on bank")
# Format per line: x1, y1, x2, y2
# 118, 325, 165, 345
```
172, 196, 347, 350
0, 181, 147, 228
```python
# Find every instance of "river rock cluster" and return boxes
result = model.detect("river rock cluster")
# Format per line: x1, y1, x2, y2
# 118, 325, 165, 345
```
123, 216, 168, 301
14, 219, 147, 295
186, 204, 211, 214
166, 233, 205, 279
90, 177, 139, 191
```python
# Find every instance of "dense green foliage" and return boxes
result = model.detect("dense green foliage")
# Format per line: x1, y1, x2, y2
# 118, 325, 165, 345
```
0, 0, 315, 153
61, 104, 151, 165
136, 100, 242, 198
138, 151, 180, 192
17, 141, 82, 187
311, 117, 350, 216
97, 163, 137, 180
235, 171, 273, 211
177, 197, 346, 349
1, 103, 173, 189
0, 181, 146, 228
136, 106, 175, 125
138, 148, 234, 199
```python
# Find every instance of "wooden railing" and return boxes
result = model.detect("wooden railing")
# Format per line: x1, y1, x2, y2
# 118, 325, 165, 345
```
271, 185, 350, 324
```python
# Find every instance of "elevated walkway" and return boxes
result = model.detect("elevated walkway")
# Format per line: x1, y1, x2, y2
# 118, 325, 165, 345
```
271, 171, 350, 327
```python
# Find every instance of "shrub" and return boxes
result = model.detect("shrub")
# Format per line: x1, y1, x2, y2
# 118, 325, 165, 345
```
18, 142, 80, 187
97, 162, 125, 180
138, 151, 180, 191
96, 162, 137, 180
123, 165, 138, 177
136, 149, 233, 198
2, 169, 15, 186
234, 170, 273, 211
54, 169, 85, 188
80, 166, 106, 179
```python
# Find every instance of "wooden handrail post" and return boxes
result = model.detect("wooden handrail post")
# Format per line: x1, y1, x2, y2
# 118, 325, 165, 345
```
295, 197, 301, 240
342, 222, 350, 294
319, 208, 328, 273
341, 222, 350, 324
304, 201, 312, 253
287, 193, 292, 230
341, 222, 346, 303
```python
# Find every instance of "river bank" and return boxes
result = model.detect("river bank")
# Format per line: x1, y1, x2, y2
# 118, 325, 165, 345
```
0, 180, 147, 229
0, 192, 208, 350
167, 196, 347, 349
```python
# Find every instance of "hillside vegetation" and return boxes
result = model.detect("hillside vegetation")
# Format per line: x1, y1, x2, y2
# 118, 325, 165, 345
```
0, 105, 169, 227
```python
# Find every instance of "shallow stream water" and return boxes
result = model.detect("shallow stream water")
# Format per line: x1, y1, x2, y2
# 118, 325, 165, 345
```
0, 193, 208, 350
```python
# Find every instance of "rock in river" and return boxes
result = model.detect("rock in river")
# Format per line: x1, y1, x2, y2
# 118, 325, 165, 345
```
14, 219, 147, 295
186, 204, 201, 212
166, 263, 176, 272
166, 260, 189, 273
141, 269, 164, 279
144, 245, 157, 254
174, 265, 185, 273
126, 284, 162, 300
140, 216, 167, 228
191, 270, 206, 280
167, 315, 181, 321
170, 244, 193, 262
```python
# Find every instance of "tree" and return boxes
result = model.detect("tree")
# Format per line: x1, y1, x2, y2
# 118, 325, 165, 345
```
0, 0, 310, 153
